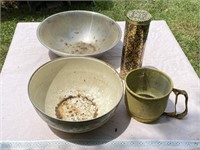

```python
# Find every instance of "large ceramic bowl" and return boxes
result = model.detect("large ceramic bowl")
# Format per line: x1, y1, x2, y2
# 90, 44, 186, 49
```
37, 10, 121, 57
28, 57, 124, 133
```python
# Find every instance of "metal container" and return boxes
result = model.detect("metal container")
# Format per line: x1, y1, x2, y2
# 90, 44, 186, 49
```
28, 57, 124, 133
37, 10, 121, 57
125, 68, 188, 123
120, 10, 152, 79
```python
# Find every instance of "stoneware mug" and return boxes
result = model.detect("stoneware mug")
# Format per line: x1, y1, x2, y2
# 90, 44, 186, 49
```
125, 67, 188, 123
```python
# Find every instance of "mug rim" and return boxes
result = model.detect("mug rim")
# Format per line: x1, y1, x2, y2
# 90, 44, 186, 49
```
125, 67, 174, 100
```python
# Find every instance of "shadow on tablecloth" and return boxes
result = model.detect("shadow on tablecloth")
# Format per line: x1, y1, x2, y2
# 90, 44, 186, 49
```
47, 40, 123, 71
49, 99, 131, 145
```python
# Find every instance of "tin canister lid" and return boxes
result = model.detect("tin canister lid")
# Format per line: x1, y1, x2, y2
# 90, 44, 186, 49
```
127, 10, 152, 25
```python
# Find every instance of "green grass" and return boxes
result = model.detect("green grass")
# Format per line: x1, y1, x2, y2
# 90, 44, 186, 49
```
1, 0, 200, 77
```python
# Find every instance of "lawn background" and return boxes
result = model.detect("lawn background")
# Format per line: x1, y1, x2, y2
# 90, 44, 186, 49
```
1, 0, 200, 77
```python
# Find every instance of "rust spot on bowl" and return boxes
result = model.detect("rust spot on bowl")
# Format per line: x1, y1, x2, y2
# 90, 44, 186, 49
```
55, 94, 98, 121
64, 42, 97, 54
74, 31, 79, 34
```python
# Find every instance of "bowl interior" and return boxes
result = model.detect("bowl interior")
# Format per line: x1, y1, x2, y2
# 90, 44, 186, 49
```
28, 57, 123, 121
37, 11, 121, 56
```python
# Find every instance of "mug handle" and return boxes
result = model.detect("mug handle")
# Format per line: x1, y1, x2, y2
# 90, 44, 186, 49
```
164, 88, 188, 119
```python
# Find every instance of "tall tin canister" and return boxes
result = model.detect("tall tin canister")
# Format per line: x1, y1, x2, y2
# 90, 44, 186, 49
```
120, 10, 152, 79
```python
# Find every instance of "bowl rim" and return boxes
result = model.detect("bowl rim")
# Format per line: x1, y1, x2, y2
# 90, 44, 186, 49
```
36, 10, 122, 57
125, 67, 174, 100
28, 56, 124, 123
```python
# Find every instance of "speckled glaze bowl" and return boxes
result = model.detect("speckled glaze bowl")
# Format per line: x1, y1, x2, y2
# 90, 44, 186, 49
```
28, 57, 123, 133
37, 10, 121, 57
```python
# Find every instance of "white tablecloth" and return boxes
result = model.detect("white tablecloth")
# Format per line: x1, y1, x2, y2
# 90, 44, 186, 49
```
0, 21, 200, 150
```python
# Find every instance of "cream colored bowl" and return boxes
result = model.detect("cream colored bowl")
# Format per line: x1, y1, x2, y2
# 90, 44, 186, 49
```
28, 57, 123, 133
